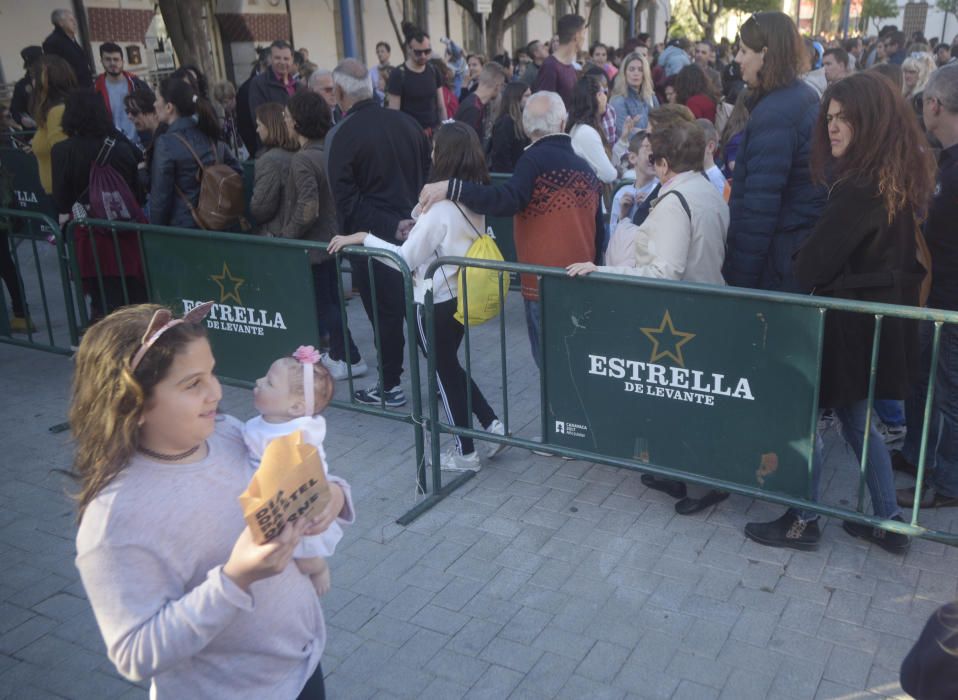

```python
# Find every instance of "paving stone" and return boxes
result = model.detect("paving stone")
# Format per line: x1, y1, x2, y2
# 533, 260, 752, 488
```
823, 644, 874, 690
425, 648, 490, 687
728, 607, 777, 647
824, 588, 871, 626
499, 605, 552, 645
531, 624, 596, 663
575, 640, 631, 684
770, 655, 827, 700
666, 651, 731, 690
479, 636, 544, 674
678, 619, 731, 660
780, 597, 827, 636
431, 577, 484, 612
672, 679, 720, 700
556, 673, 628, 700
410, 604, 470, 636
0, 616, 58, 655
718, 667, 776, 700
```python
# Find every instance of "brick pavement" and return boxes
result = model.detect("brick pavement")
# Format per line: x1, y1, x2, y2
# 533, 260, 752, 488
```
0, 255, 956, 699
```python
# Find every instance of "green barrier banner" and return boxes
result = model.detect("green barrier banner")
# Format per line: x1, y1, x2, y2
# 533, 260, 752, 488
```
540, 276, 824, 498
142, 232, 319, 382
0, 147, 57, 238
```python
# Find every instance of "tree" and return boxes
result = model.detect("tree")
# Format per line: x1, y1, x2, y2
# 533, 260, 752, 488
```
686, 0, 778, 41
604, 0, 654, 37
449, 0, 536, 56
938, 0, 958, 26
157, 0, 217, 81
858, 0, 898, 33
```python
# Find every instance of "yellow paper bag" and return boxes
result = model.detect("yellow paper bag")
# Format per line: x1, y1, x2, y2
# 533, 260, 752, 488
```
238, 430, 331, 544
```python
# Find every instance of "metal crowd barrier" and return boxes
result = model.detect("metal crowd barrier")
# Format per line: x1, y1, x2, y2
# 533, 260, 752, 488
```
0, 209, 80, 354
5, 204, 958, 540
414, 254, 958, 545
0, 212, 433, 523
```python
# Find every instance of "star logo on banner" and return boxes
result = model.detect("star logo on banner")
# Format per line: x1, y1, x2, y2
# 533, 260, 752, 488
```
640, 310, 696, 367
211, 262, 244, 305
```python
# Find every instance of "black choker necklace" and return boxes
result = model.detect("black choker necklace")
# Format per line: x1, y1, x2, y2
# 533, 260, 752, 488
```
138, 443, 202, 461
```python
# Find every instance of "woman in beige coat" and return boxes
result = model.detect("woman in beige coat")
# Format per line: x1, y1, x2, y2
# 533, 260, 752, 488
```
566, 120, 730, 516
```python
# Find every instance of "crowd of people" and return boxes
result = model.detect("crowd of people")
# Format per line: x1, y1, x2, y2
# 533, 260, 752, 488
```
4, 7, 958, 698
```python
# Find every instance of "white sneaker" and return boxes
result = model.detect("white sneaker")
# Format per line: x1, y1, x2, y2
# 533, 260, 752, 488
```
439, 449, 481, 472
530, 435, 575, 460
485, 419, 509, 459
321, 352, 368, 380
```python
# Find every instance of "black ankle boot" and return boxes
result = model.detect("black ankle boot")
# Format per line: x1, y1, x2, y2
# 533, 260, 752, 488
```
641, 474, 687, 499
744, 511, 821, 551
842, 515, 910, 554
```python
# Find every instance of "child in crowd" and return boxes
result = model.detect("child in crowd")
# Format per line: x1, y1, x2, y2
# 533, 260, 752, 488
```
243, 345, 341, 596
609, 131, 659, 232
697, 118, 729, 199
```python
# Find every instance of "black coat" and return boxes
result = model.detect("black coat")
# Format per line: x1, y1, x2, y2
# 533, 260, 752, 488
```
236, 74, 257, 154
794, 177, 922, 408
901, 602, 958, 700
51, 132, 142, 213
42, 27, 93, 86
324, 98, 430, 238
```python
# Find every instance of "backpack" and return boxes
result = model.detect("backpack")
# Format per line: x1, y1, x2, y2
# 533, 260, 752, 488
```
173, 134, 243, 230
87, 138, 146, 224
450, 204, 509, 326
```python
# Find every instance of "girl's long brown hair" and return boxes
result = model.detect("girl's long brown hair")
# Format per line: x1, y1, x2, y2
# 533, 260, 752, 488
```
31, 55, 77, 128
70, 304, 208, 521
739, 12, 807, 100
429, 121, 490, 185
810, 71, 936, 224
255, 102, 299, 151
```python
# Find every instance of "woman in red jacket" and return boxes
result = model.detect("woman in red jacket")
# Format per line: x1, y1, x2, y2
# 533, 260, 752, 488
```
674, 64, 720, 122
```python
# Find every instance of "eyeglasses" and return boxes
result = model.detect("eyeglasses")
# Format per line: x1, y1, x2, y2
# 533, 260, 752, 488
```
413, 48, 432, 57
130, 301, 214, 371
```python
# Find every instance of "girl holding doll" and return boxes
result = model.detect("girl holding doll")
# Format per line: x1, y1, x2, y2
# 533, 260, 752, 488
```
71, 302, 353, 699
328, 121, 507, 473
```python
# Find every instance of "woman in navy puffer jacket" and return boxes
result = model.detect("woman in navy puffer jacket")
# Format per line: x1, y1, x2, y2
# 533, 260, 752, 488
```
722, 12, 826, 293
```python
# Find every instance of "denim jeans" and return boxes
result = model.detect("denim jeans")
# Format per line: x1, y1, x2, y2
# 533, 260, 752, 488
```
524, 298, 541, 370
797, 401, 901, 521
874, 399, 905, 427
311, 261, 361, 364
902, 321, 958, 498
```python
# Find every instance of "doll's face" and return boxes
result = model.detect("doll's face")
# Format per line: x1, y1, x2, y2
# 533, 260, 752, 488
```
253, 358, 303, 420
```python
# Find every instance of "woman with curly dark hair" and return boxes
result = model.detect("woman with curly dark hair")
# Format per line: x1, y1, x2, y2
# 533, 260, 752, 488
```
52, 88, 145, 319
745, 70, 936, 553
674, 63, 721, 122
567, 75, 618, 182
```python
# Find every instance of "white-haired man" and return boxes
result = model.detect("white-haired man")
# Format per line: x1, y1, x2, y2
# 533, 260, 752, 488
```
896, 64, 958, 510
42, 8, 93, 85
324, 58, 430, 407
309, 69, 342, 122
419, 91, 602, 369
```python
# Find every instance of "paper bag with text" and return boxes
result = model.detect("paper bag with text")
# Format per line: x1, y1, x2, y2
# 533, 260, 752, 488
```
238, 430, 332, 544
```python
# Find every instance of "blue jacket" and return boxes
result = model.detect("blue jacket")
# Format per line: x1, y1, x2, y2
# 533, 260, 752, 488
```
724, 80, 826, 292
150, 117, 240, 228
609, 89, 658, 140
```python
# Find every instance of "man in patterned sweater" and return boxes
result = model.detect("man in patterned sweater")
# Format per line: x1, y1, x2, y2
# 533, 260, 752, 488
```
418, 91, 602, 367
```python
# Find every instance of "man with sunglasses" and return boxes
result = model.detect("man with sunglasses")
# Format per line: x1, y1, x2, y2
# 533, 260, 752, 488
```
387, 24, 447, 134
